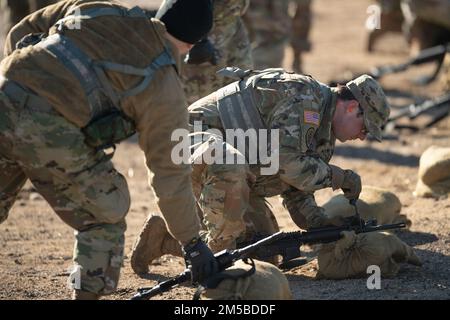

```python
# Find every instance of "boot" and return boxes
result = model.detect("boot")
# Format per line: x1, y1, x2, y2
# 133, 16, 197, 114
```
72, 289, 99, 300
130, 213, 182, 274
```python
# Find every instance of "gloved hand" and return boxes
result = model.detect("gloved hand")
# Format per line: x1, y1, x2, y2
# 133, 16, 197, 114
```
330, 165, 362, 201
182, 237, 219, 284
322, 215, 366, 228
184, 38, 218, 65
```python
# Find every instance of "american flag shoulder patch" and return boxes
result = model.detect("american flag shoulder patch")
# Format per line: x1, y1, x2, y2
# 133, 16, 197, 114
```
304, 110, 320, 126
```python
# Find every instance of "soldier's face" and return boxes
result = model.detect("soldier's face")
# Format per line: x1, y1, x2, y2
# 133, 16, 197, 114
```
334, 100, 367, 142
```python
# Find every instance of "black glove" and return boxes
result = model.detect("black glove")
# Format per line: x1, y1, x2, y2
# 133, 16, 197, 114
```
321, 215, 365, 228
330, 165, 362, 201
184, 38, 218, 65
182, 238, 219, 284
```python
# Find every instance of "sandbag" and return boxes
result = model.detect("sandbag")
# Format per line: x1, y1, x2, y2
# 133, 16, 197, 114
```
414, 146, 450, 198
316, 231, 422, 280
323, 186, 411, 227
201, 259, 293, 300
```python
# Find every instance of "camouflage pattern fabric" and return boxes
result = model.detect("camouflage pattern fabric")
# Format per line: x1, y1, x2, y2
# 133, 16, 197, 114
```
243, 0, 312, 71
188, 70, 338, 248
243, 0, 290, 69
290, 0, 312, 72
1, 0, 202, 246
181, 0, 253, 104
1, 0, 205, 296
188, 69, 389, 245
0, 80, 130, 294
346, 74, 390, 142
189, 132, 279, 252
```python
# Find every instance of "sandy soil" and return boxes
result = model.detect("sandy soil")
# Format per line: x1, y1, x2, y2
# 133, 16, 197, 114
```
0, 0, 449, 300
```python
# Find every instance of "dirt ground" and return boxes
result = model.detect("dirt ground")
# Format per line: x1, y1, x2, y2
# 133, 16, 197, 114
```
0, 0, 449, 300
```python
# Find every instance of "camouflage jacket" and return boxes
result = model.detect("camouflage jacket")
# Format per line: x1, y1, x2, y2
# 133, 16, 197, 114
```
1, 0, 201, 243
210, 0, 249, 46
189, 70, 338, 228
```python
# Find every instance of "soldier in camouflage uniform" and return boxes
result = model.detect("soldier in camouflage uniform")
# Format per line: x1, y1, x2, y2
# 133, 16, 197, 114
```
242, 0, 312, 72
366, 0, 404, 52
181, 0, 253, 104
0, 0, 59, 37
130, 68, 390, 273
0, 0, 218, 299
243, 0, 290, 69
401, 0, 450, 54
290, 0, 312, 73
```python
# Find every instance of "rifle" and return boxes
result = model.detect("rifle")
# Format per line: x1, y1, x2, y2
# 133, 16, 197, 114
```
130, 219, 405, 300
385, 92, 450, 132
329, 43, 449, 86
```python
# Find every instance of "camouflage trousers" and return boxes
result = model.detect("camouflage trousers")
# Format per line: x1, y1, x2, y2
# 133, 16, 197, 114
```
0, 78, 130, 295
190, 133, 279, 253
181, 18, 253, 104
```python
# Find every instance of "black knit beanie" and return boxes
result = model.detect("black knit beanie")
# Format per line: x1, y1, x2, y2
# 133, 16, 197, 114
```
156, 0, 213, 44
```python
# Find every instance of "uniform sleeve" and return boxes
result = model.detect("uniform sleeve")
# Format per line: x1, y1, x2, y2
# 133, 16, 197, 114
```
271, 93, 333, 193
3, 0, 80, 56
3, 0, 113, 56
132, 66, 201, 245
281, 186, 328, 229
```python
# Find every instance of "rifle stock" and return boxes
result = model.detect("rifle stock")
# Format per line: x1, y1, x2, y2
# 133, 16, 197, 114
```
329, 43, 449, 86
387, 93, 450, 124
130, 220, 406, 300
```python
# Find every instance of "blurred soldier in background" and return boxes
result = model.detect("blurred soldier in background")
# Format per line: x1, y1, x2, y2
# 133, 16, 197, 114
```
290, 0, 312, 73
1, 0, 59, 36
366, 0, 404, 52
243, 0, 290, 69
243, 0, 312, 73
401, 0, 450, 55
181, 0, 253, 104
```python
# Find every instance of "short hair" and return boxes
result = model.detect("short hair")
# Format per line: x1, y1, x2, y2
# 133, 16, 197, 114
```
336, 84, 356, 101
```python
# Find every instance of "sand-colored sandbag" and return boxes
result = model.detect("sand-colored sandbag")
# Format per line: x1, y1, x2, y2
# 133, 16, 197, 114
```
316, 231, 422, 280
201, 259, 293, 300
414, 146, 450, 198
323, 186, 411, 227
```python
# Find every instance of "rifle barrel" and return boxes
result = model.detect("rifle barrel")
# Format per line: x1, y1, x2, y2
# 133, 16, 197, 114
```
130, 271, 191, 300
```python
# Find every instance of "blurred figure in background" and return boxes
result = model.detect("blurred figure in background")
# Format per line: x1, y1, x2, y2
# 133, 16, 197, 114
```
1, 0, 59, 36
181, 0, 253, 104
366, 0, 404, 52
243, 0, 312, 73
